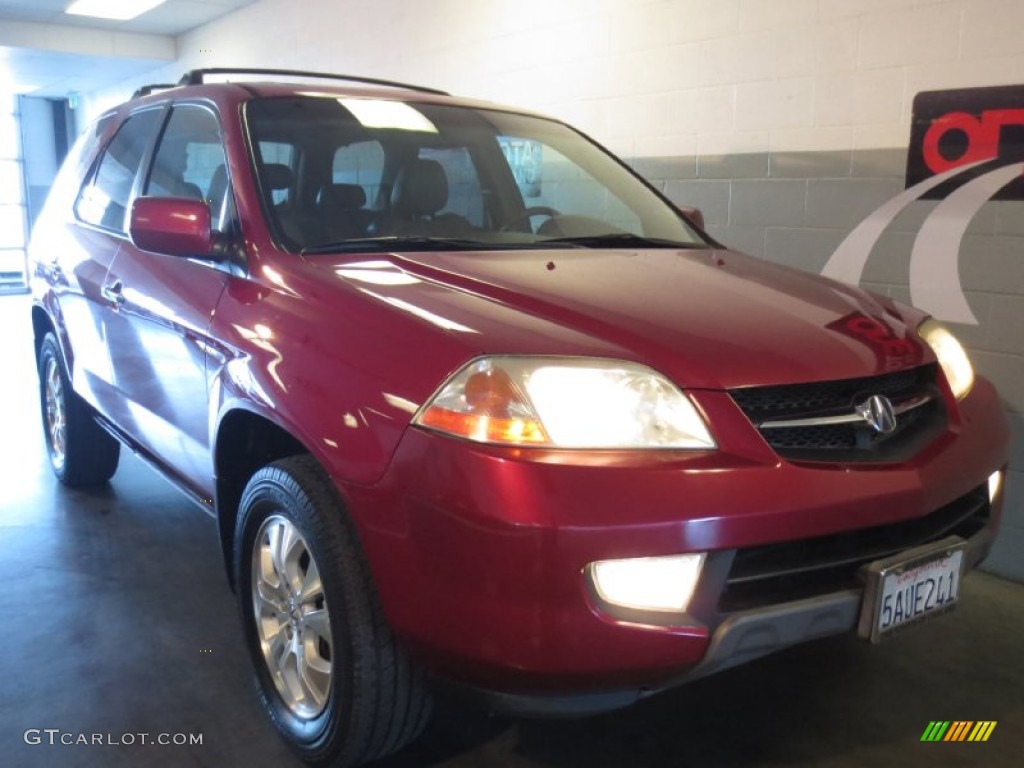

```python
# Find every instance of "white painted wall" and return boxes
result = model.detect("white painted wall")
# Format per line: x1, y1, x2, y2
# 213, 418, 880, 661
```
80, 0, 1024, 161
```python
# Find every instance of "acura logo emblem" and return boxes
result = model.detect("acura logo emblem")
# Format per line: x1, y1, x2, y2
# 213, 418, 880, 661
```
856, 395, 897, 434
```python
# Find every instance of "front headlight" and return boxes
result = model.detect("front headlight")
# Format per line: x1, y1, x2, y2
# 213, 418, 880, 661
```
415, 356, 715, 449
918, 319, 974, 400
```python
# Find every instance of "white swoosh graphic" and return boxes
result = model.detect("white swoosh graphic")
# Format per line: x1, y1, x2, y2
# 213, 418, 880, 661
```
821, 160, 987, 285
909, 162, 1024, 325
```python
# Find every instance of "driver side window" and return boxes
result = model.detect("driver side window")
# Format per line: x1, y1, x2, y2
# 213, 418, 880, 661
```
145, 106, 235, 233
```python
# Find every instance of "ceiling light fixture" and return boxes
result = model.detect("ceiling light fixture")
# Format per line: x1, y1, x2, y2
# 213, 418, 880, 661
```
65, 0, 167, 21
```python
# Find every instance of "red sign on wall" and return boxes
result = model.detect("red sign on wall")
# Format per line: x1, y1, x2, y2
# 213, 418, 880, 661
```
906, 85, 1024, 198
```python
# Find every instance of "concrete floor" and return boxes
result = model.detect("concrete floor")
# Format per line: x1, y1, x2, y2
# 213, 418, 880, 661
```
1, 290, 1022, 768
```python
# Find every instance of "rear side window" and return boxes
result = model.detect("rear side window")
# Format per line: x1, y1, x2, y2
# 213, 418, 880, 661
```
76, 109, 161, 232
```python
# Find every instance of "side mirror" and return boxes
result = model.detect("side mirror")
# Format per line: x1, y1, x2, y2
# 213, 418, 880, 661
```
130, 197, 214, 257
677, 206, 705, 231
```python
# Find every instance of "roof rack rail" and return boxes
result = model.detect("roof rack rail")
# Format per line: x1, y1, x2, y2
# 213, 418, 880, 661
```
177, 68, 450, 96
131, 83, 178, 100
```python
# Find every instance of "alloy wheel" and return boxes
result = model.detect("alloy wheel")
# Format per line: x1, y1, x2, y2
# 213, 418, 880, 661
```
251, 515, 333, 719
44, 357, 67, 471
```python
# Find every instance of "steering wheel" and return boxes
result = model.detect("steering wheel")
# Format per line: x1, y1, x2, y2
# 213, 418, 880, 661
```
499, 206, 561, 232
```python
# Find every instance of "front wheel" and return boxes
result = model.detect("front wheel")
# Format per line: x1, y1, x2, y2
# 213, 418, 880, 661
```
235, 455, 431, 767
38, 333, 120, 487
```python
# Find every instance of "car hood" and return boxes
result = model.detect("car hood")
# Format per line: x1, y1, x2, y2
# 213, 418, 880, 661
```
312, 247, 931, 391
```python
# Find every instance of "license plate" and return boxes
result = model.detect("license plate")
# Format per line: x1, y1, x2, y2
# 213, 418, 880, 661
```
858, 536, 966, 643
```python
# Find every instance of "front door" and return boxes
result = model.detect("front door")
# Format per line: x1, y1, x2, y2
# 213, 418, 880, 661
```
102, 104, 236, 496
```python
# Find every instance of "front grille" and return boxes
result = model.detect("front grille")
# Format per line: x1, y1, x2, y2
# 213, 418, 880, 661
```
717, 484, 990, 613
729, 364, 945, 461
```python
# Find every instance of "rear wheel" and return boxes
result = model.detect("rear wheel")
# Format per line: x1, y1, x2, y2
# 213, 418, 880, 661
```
38, 333, 120, 487
235, 455, 431, 767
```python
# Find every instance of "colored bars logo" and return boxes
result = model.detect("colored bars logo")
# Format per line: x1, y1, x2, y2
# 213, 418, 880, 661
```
921, 721, 997, 742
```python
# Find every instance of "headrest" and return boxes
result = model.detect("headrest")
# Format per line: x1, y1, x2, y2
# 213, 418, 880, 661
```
262, 163, 293, 191
208, 165, 228, 194
320, 183, 367, 210
391, 158, 448, 217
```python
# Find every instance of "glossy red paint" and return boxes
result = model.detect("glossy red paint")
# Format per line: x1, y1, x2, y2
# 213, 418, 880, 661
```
200, 242, 936, 490
28, 76, 1011, 710
311, 248, 932, 391
129, 196, 214, 257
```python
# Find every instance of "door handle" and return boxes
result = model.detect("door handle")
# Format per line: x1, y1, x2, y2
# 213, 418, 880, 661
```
102, 279, 124, 306
45, 261, 65, 284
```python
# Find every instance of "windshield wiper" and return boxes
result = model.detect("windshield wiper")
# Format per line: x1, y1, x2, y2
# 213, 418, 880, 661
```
540, 233, 705, 249
301, 235, 590, 255
302, 236, 494, 255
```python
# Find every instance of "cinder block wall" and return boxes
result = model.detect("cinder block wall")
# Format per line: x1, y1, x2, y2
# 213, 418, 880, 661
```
83, 0, 1024, 579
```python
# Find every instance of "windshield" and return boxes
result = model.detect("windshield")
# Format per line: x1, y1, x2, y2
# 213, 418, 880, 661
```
244, 96, 707, 253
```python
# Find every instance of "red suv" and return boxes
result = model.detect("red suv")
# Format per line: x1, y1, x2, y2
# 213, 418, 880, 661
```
30, 69, 1009, 767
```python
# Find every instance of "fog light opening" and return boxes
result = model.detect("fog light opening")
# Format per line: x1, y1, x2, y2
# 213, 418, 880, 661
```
589, 553, 705, 613
988, 470, 1003, 504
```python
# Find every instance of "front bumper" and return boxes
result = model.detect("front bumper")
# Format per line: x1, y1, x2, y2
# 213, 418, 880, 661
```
434, 518, 997, 717
341, 377, 1008, 710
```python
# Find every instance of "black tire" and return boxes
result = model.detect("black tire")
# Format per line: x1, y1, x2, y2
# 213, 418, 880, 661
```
38, 332, 120, 487
234, 455, 431, 767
